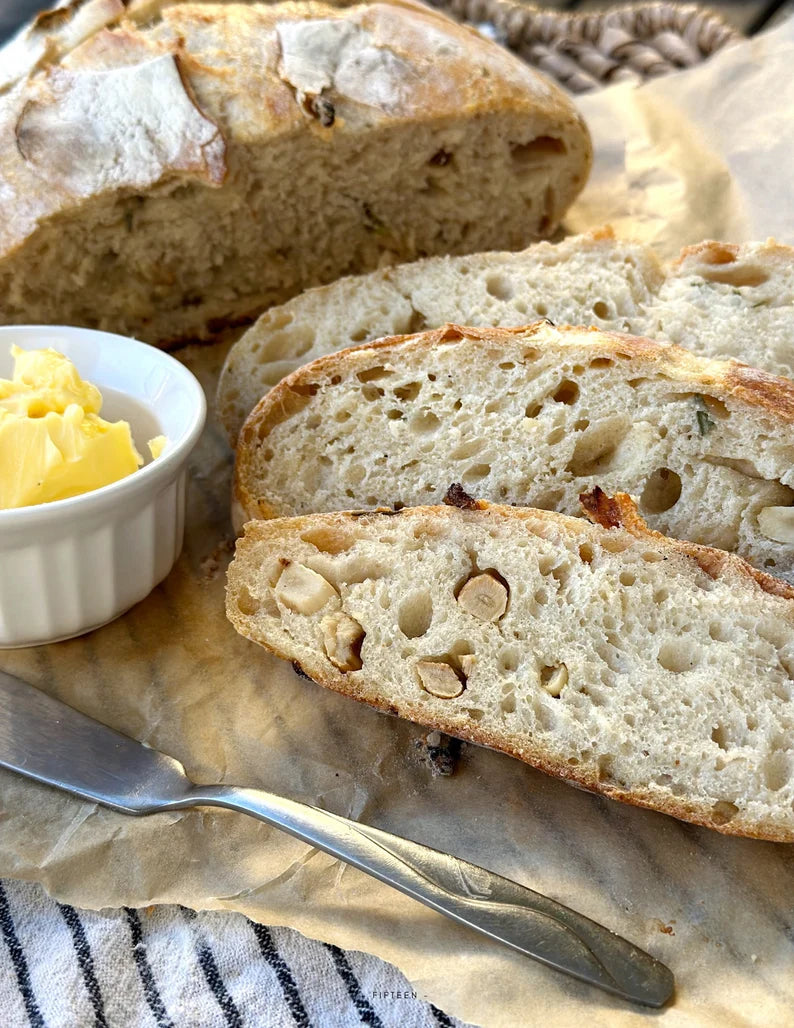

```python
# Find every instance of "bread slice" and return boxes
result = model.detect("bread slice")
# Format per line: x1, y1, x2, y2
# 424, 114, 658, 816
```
0, 0, 591, 345
226, 491, 794, 841
233, 322, 794, 582
217, 229, 794, 441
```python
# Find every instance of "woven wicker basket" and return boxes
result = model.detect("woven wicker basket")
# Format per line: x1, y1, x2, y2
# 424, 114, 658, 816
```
429, 1, 741, 91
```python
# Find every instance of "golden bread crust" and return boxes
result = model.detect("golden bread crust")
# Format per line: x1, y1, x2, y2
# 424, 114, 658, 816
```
227, 499, 794, 842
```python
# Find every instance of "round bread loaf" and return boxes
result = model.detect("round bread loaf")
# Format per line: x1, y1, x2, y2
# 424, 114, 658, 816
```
0, 0, 591, 344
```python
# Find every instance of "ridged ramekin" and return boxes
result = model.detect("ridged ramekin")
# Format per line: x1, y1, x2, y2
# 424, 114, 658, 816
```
0, 326, 206, 648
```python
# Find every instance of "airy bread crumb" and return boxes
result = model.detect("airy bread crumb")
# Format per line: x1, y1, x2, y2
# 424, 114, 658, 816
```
226, 495, 794, 841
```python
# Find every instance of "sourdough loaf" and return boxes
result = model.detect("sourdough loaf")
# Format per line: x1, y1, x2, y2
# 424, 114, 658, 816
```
233, 322, 794, 582
0, 0, 591, 344
226, 491, 794, 841
217, 229, 794, 440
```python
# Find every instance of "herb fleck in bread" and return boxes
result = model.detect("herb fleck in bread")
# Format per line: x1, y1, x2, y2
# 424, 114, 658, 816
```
218, 229, 794, 440
234, 322, 794, 582
226, 491, 794, 841
0, 0, 591, 344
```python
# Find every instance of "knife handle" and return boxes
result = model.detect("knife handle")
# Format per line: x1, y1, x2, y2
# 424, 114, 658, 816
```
183, 784, 673, 1007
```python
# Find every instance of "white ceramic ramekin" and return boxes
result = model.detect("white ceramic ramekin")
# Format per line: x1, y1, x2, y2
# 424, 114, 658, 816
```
0, 326, 206, 647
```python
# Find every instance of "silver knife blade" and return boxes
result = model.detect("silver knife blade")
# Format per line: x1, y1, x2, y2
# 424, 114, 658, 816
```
0, 669, 189, 811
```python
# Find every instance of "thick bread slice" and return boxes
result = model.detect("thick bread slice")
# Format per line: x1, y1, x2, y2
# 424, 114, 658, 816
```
0, 0, 591, 344
234, 322, 794, 582
218, 227, 659, 438
226, 492, 794, 841
217, 229, 794, 441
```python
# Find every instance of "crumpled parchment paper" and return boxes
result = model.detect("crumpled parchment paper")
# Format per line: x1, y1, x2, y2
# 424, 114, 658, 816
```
2, 17, 794, 1028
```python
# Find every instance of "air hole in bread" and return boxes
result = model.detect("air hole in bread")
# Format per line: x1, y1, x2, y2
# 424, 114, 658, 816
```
596, 641, 628, 674
509, 136, 566, 166
394, 381, 421, 402
236, 585, 260, 617
566, 418, 629, 476
499, 361, 516, 370
592, 300, 610, 319
500, 693, 516, 714
485, 397, 508, 414
357, 365, 393, 383
345, 464, 366, 485
350, 328, 369, 343
537, 554, 556, 576
449, 438, 486, 461
579, 543, 594, 564
525, 399, 543, 419
361, 384, 384, 401
534, 587, 550, 606
398, 590, 433, 638
552, 379, 579, 405
711, 724, 729, 750
407, 310, 428, 334
600, 535, 631, 554
764, 752, 790, 792
641, 468, 682, 514
300, 528, 351, 555
409, 410, 441, 434
699, 394, 730, 420
589, 357, 614, 369
658, 639, 701, 673
463, 463, 491, 483
465, 707, 485, 721
334, 409, 352, 422
596, 755, 615, 782
387, 408, 404, 420
428, 147, 454, 167
499, 646, 520, 672
619, 570, 636, 586
550, 562, 572, 588
700, 265, 770, 288
643, 551, 663, 563
486, 273, 515, 300
711, 800, 739, 825
260, 326, 315, 361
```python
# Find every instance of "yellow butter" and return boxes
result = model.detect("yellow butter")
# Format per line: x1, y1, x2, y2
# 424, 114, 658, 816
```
0, 347, 144, 510
148, 435, 167, 460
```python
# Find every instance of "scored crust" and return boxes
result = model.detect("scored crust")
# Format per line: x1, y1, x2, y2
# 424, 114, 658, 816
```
227, 495, 794, 841
0, 0, 592, 343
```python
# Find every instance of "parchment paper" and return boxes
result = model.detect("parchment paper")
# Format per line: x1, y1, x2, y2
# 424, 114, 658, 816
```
3, 17, 794, 1028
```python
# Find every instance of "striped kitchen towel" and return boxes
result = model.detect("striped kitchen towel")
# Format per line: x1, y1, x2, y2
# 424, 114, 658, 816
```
0, 879, 472, 1028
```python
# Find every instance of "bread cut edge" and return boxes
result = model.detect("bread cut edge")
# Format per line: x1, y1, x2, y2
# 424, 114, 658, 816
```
232, 320, 794, 526
226, 492, 794, 842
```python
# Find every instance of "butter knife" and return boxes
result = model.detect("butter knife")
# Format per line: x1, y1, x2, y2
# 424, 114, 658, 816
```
0, 669, 673, 1007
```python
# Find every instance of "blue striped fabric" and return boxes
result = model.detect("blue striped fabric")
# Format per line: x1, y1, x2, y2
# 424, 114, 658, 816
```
0, 879, 472, 1028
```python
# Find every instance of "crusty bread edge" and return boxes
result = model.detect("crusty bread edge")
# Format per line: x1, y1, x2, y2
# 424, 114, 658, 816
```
226, 498, 794, 842
233, 320, 794, 524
